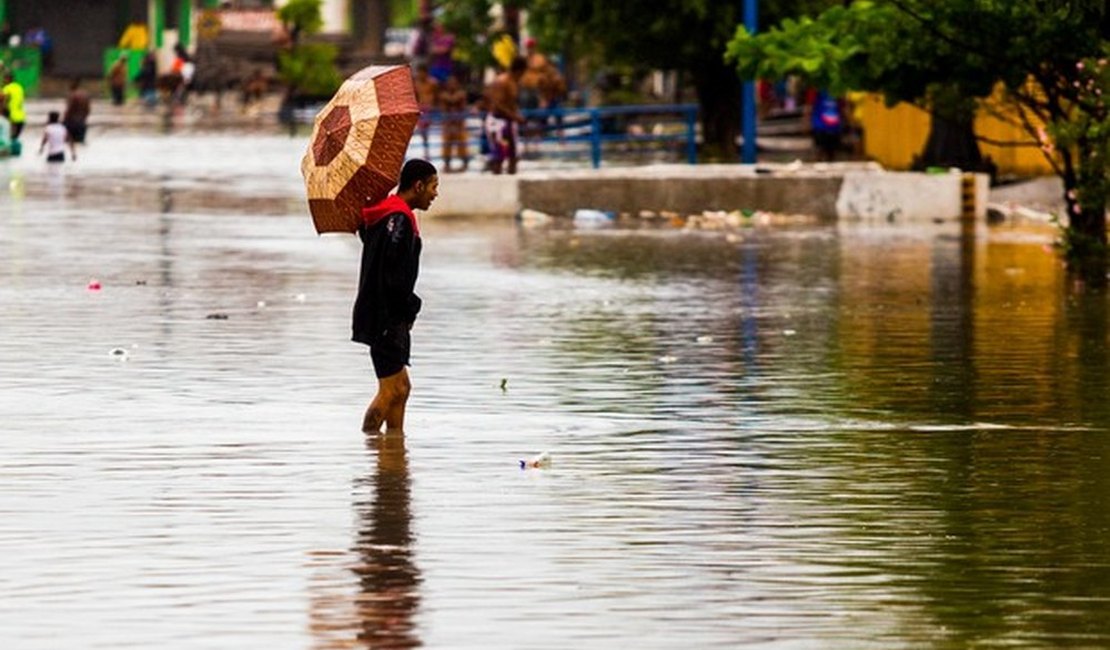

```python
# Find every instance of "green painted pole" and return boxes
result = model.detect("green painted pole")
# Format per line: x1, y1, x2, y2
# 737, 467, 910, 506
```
0, 0, 7, 27
152, 0, 165, 48
179, 0, 192, 47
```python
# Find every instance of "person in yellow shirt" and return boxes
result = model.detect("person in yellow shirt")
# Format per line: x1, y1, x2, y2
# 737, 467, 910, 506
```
2, 73, 26, 142
845, 90, 867, 157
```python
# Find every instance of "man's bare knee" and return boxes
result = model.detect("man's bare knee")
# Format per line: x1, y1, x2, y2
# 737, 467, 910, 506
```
379, 369, 411, 400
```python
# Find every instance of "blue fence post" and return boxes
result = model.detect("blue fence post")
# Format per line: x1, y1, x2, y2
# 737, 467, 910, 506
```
685, 107, 698, 164
741, 0, 759, 163
590, 108, 602, 168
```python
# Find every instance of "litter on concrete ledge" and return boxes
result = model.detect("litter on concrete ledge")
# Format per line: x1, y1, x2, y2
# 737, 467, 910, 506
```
517, 208, 552, 226
573, 209, 615, 224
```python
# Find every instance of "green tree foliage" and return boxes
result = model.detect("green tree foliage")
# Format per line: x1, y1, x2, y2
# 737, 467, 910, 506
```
278, 0, 324, 39
728, 0, 1110, 283
278, 44, 342, 97
440, 0, 501, 70
276, 0, 341, 98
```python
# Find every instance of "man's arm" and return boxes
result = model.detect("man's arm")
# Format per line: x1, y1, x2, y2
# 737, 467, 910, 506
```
381, 214, 421, 323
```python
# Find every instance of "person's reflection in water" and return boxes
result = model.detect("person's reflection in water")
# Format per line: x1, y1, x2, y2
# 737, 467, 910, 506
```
352, 433, 421, 648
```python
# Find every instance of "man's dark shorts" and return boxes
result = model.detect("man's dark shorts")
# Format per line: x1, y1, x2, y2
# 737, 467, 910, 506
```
65, 122, 87, 144
370, 323, 411, 378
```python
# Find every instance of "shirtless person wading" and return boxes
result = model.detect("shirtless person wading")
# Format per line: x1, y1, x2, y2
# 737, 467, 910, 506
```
483, 57, 526, 175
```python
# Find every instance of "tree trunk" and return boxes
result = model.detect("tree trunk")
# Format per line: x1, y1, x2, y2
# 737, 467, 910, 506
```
1067, 205, 1108, 289
1061, 145, 1108, 288
692, 58, 741, 162
351, 0, 390, 56
914, 111, 993, 175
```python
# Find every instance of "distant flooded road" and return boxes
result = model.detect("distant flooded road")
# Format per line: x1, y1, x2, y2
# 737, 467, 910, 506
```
2, 134, 1109, 648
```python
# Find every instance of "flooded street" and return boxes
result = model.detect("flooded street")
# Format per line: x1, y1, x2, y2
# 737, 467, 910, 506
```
2, 133, 1110, 648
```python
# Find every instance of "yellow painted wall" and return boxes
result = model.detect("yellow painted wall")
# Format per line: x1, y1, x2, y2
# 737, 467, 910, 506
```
857, 87, 1056, 176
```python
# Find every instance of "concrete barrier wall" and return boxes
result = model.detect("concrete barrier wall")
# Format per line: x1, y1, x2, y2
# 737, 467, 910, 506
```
424, 174, 519, 218
519, 175, 844, 219
426, 164, 986, 223
836, 171, 966, 222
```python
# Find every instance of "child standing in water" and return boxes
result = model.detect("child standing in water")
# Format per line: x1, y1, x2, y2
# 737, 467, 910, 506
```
40, 111, 75, 163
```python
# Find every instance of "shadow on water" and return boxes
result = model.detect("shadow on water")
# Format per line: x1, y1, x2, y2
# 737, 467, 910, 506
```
306, 435, 421, 650
350, 433, 421, 648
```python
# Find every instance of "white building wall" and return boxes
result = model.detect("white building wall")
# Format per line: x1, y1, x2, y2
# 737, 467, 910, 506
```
320, 0, 348, 34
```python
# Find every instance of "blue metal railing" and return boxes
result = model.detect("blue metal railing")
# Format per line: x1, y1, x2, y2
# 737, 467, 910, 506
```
403, 103, 700, 168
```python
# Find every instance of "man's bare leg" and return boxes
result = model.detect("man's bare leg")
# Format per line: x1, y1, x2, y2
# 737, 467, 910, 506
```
362, 394, 385, 434
381, 368, 411, 434
363, 368, 410, 434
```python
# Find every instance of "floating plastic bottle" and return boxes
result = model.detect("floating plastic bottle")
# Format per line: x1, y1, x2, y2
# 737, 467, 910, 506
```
87, 279, 102, 291
573, 209, 615, 225
519, 451, 552, 470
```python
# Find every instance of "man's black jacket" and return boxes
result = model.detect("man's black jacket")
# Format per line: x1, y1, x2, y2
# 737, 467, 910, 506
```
352, 206, 422, 345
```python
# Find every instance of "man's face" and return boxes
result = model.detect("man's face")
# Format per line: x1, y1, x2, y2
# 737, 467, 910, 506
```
413, 175, 439, 211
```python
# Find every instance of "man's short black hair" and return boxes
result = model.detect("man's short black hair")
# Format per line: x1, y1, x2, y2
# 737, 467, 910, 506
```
399, 159, 437, 191
48, 111, 60, 122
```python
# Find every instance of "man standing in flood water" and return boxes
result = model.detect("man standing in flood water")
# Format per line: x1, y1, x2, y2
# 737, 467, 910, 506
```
353, 159, 438, 434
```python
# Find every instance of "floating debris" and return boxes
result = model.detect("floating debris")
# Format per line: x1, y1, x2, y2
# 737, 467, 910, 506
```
87, 279, 102, 291
573, 208, 615, 226
206, 313, 230, 320
520, 451, 552, 469
517, 208, 552, 226
108, 347, 129, 360
684, 209, 816, 231
256, 300, 267, 309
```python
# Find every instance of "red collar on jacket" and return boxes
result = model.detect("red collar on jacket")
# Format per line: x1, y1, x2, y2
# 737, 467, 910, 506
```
361, 194, 419, 237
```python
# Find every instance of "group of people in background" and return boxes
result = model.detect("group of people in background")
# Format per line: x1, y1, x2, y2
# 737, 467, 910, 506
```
412, 38, 567, 175
108, 46, 194, 109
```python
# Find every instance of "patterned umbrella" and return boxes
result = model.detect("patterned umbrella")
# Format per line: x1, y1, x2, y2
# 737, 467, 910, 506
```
300, 65, 420, 234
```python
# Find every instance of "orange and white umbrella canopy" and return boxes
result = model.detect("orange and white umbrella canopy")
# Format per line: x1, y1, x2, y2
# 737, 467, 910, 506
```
300, 65, 420, 234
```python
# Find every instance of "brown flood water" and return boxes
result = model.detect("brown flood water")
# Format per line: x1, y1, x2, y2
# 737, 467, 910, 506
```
2, 134, 1109, 649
